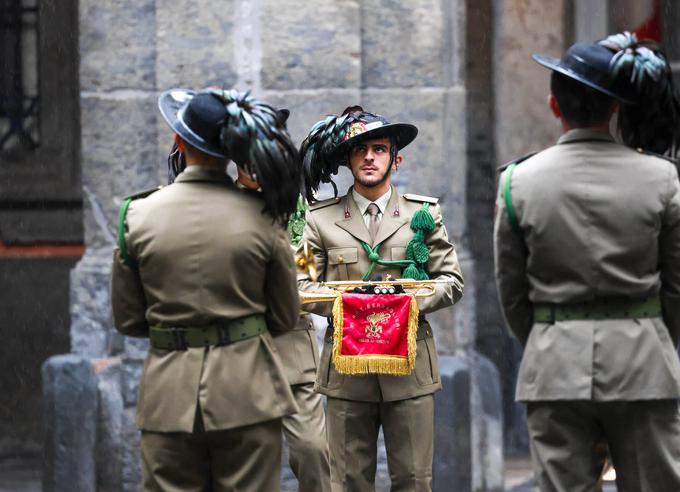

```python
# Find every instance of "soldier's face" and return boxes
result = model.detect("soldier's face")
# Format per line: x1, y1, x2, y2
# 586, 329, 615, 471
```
348, 137, 394, 188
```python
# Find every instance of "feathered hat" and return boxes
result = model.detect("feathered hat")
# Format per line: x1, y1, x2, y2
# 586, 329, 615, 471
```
159, 88, 300, 223
532, 42, 634, 103
299, 106, 418, 200
598, 32, 680, 156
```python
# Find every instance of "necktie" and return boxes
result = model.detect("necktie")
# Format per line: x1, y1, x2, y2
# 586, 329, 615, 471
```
367, 202, 381, 243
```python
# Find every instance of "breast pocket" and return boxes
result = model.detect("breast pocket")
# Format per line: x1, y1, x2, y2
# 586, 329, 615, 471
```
328, 247, 358, 281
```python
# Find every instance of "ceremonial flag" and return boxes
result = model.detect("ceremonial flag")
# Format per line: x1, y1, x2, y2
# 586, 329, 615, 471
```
331, 292, 419, 376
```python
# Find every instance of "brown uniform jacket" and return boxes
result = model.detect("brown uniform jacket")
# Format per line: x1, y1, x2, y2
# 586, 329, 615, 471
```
494, 128, 680, 401
111, 166, 299, 432
297, 186, 464, 402
273, 314, 320, 386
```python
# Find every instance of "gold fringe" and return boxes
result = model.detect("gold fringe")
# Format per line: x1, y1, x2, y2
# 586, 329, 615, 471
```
332, 293, 420, 376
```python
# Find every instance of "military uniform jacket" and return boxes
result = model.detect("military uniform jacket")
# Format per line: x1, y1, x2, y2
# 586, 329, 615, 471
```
297, 186, 464, 402
494, 128, 680, 401
111, 166, 299, 432
273, 314, 320, 386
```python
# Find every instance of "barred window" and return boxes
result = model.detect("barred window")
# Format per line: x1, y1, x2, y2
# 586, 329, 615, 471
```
0, 0, 39, 161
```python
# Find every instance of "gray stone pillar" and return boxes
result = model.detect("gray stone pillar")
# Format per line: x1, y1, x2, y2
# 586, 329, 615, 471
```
42, 355, 99, 492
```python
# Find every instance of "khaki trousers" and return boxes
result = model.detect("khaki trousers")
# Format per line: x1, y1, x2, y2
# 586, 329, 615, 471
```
283, 382, 331, 492
527, 400, 680, 492
141, 418, 282, 492
327, 394, 434, 492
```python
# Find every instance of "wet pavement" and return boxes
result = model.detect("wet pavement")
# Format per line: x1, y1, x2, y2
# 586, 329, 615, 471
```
0, 454, 619, 491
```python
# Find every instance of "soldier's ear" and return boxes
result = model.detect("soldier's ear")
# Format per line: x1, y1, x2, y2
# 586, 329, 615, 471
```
548, 94, 562, 119
393, 154, 403, 171
175, 134, 187, 153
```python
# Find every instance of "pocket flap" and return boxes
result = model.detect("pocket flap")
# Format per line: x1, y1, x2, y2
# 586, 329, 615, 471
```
328, 247, 358, 265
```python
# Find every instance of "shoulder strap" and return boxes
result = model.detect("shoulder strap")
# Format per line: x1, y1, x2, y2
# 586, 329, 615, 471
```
502, 163, 522, 237
116, 186, 162, 269
117, 198, 136, 268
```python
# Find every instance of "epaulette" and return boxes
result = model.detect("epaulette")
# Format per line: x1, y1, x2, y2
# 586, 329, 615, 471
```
497, 151, 538, 172
124, 185, 164, 201
309, 196, 341, 211
117, 185, 163, 269
402, 193, 439, 204
635, 148, 680, 165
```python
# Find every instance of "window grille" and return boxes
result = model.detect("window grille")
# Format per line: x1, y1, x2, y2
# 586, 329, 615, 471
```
0, 0, 39, 160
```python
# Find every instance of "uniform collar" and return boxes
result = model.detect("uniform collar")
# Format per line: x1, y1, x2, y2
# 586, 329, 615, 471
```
174, 165, 234, 185
557, 128, 615, 145
336, 186, 407, 246
352, 187, 392, 215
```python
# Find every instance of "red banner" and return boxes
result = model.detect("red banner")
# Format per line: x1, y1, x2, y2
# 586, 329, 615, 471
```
331, 293, 419, 376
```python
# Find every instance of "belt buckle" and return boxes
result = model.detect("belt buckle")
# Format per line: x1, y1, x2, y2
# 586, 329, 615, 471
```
216, 324, 232, 346
170, 327, 188, 351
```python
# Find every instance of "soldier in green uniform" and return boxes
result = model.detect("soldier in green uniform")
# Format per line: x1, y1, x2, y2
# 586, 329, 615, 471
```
494, 35, 680, 491
111, 88, 301, 491
296, 107, 464, 490
234, 109, 330, 492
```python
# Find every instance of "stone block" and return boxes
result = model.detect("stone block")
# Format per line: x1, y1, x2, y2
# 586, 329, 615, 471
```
121, 407, 142, 492
122, 358, 145, 408
433, 351, 503, 492
80, 94, 161, 250
470, 354, 503, 492
79, 0, 156, 91
493, 0, 564, 160
156, 1, 238, 89
360, 0, 463, 88
260, 0, 360, 90
434, 354, 472, 492
42, 355, 99, 492
360, 88, 467, 242
95, 358, 124, 492
70, 252, 116, 358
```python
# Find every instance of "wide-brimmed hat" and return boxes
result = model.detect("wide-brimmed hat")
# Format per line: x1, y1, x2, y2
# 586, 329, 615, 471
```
533, 42, 634, 104
331, 111, 418, 160
158, 89, 229, 158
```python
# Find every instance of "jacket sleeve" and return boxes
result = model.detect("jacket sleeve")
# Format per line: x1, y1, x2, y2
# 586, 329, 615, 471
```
659, 166, 680, 346
417, 203, 464, 314
264, 227, 300, 334
493, 170, 533, 346
111, 214, 149, 337
296, 209, 335, 318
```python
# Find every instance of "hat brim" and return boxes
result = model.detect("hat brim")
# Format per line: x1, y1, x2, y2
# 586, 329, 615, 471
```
158, 89, 227, 158
332, 123, 418, 159
532, 53, 634, 104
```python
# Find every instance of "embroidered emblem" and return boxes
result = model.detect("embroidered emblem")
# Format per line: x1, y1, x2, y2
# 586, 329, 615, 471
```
346, 122, 367, 140
365, 312, 390, 339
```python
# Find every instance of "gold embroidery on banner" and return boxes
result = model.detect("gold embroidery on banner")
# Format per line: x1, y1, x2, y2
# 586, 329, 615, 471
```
365, 312, 390, 338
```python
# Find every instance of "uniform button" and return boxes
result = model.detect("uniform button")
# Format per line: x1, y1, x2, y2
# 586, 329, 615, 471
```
338, 256, 344, 263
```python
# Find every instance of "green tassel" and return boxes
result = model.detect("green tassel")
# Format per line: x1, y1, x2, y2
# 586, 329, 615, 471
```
410, 203, 435, 234
402, 263, 420, 280
287, 195, 307, 246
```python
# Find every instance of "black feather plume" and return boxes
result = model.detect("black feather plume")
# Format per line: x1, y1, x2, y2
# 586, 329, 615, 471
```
209, 89, 301, 224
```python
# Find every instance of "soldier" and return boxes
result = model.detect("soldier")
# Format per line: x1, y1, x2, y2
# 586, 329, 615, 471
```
494, 36, 680, 491
111, 88, 301, 491
297, 107, 464, 490
235, 110, 331, 492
